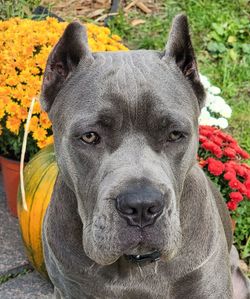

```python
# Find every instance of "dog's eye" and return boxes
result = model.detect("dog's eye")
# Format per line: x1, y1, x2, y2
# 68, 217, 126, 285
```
168, 131, 184, 142
81, 132, 100, 144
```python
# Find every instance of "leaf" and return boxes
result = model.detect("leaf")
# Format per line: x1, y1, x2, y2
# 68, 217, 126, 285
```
241, 43, 250, 54
229, 49, 237, 61
207, 41, 226, 53
227, 35, 236, 44
212, 23, 225, 36
210, 31, 222, 42
131, 19, 146, 27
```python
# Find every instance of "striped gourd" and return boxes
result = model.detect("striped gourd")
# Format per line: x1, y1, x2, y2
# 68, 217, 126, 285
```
17, 144, 58, 278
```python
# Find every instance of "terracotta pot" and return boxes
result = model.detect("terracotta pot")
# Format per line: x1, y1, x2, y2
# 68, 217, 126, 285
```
0, 156, 20, 217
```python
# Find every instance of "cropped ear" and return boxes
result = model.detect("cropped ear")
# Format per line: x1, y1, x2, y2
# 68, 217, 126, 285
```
163, 14, 205, 106
40, 22, 93, 112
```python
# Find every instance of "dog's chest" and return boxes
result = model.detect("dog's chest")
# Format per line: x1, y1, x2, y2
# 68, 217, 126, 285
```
78, 263, 171, 299
50, 259, 171, 298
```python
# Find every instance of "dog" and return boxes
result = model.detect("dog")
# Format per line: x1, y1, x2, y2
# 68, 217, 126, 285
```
40, 14, 249, 298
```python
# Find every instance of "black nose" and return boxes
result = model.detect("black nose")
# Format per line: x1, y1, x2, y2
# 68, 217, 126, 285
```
116, 184, 165, 228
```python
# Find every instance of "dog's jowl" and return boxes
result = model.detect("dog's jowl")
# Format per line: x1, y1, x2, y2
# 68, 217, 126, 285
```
40, 14, 249, 299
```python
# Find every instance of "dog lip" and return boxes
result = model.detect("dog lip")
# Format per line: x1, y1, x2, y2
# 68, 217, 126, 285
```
124, 250, 161, 264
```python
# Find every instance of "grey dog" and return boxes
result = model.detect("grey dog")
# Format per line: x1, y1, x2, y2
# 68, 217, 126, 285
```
40, 14, 250, 299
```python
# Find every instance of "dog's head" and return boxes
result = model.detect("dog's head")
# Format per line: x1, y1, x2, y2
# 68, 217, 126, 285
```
41, 15, 205, 265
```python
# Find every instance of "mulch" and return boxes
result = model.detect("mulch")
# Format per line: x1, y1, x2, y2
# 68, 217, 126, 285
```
41, 0, 161, 24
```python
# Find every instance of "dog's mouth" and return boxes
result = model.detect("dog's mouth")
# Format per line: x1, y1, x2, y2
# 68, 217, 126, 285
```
124, 250, 161, 264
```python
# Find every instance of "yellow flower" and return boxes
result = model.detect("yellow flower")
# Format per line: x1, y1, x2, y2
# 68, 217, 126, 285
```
6, 101, 20, 116
5, 77, 17, 86
32, 126, 47, 141
29, 116, 39, 132
37, 139, 48, 149
6, 115, 21, 134
111, 34, 121, 42
39, 111, 51, 129
17, 106, 28, 121
37, 135, 54, 149
0, 101, 5, 119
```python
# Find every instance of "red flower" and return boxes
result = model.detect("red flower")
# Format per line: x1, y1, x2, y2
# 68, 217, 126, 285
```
228, 178, 241, 189
207, 158, 225, 176
224, 161, 235, 172
224, 171, 236, 181
218, 132, 236, 143
245, 189, 250, 199
210, 135, 223, 146
245, 178, 250, 189
198, 125, 250, 212
235, 164, 247, 177
238, 149, 250, 160
202, 141, 223, 158
238, 184, 247, 195
230, 144, 250, 159
223, 147, 236, 159
242, 163, 250, 170
228, 178, 246, 194
229, 192, 243, 203
199, 135, 207, 143
227, 201, 237, 211
199, 126, 214, 137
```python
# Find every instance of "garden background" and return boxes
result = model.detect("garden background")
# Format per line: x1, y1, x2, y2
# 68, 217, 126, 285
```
0, 0, 249, 284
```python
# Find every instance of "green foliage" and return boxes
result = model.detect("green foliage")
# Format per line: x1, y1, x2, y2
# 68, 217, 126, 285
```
0, 124, 39, 162
232, 200, 250, 263
0, 0, 40, 20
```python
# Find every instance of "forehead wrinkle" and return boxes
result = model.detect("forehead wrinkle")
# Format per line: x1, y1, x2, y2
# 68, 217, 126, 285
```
104, 53, 146, 126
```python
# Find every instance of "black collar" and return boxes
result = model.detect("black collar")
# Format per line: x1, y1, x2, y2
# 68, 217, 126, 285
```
125, 251, 161, 264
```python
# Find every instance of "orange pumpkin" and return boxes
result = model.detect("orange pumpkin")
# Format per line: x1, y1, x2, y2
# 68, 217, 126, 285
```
18, 144, 58, 278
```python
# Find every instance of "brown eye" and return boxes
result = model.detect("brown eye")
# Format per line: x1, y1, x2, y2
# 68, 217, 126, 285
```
168, 131, 184, 142
81, 132, 100, 144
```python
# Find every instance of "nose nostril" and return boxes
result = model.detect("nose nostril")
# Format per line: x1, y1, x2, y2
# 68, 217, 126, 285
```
148, 206, 157, 214
148, 204, 163, 215
125, 207, 136, 215
116, 186, 165, 227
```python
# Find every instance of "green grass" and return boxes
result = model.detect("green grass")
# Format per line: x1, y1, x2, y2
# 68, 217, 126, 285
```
0, 0, 40, 20
108, 0, 250, 153
0, 268, 32, 284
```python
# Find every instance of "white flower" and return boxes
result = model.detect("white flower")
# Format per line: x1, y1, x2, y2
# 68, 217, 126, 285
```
200, 107, 210, 118
199, 108, 217, 126
208, 97, 226, 114
199, 107, 229, 129
215, 117, 228, 129
220, 104, 232, 118
205, 92, 216, 105
199, 74, 211, 89
199, 73, 232, 128
208, 86, 221, 95
199, 116, 217, 126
